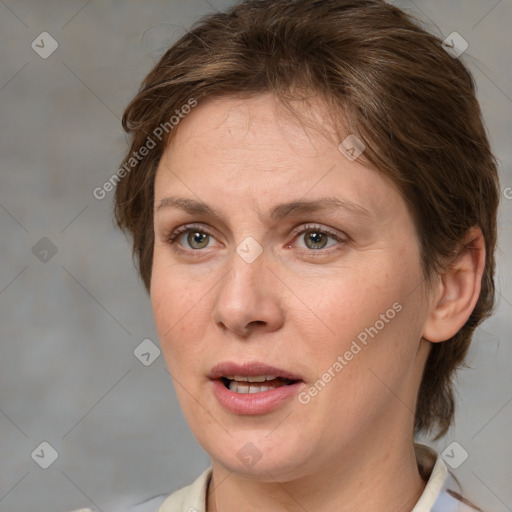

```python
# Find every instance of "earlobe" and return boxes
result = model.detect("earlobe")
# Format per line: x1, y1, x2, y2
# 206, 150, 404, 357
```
422, 226, 486, 343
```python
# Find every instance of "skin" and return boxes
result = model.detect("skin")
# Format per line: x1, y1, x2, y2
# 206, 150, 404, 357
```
150, 93, 485, 512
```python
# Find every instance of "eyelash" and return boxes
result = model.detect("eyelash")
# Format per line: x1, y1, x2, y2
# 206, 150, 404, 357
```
166, 223, 348, 257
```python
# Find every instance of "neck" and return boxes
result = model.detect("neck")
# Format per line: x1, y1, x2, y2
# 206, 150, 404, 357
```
206, 435, 427, 512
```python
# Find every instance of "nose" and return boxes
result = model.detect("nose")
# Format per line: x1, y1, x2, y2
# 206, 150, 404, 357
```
211, 248, 285, 339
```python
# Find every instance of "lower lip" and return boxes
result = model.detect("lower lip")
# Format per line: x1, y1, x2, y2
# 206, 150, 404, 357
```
211, 379, 304, 415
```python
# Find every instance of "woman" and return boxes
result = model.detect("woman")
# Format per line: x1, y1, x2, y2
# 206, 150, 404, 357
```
111, 0, 499, 510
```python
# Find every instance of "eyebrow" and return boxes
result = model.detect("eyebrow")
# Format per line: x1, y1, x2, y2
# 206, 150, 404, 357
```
154, 195, 371, 221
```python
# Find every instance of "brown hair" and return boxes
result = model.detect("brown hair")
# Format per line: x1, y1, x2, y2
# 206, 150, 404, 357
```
114, 0, 500, 438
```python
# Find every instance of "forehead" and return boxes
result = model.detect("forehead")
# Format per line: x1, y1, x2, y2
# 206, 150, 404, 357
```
166, 93, 340, 160
154, 93, 405, 226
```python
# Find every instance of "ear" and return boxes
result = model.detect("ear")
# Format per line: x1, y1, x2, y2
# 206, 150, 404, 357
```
422, 226, 486, 343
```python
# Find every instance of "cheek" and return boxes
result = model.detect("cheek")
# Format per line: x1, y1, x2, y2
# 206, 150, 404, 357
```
295, 264, 400, 339
294, 255, 423, 376
306, 278, 425, 412
151, 248, 195, 324
150, 262, 199, 358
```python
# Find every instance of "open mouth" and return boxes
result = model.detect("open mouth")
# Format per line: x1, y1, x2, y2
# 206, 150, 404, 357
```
210, 362, 304, 413
220, 375, 298, 393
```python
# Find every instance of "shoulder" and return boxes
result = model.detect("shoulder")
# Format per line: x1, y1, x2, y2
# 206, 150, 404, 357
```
158, 467, 212, 512
68, 468, 211, 512
67, 494, 168, 512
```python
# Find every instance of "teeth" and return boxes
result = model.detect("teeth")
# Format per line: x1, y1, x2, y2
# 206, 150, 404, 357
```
228, 381, 274, 393
225, 375, 277, 382
221, 374, 293, 393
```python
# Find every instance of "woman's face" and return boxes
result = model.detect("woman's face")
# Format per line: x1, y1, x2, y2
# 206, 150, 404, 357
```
151, 93, 433, 480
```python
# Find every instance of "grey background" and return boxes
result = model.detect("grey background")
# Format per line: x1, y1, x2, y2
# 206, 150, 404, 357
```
0, 1, 511, 511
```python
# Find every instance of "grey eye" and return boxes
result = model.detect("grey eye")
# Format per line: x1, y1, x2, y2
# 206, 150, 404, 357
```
186, 231, 210, 249
303, 230, 329, 249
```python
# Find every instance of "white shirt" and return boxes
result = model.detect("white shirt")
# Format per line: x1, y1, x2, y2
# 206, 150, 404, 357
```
74, 443, 481, 512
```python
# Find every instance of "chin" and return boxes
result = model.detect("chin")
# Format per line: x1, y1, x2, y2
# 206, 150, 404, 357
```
202, 429, 316, 481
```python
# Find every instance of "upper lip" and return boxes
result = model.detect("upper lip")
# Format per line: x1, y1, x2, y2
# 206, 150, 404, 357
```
209, 361, 303, 381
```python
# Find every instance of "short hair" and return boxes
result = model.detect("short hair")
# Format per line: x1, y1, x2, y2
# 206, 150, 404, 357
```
114, 0, 500, 438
